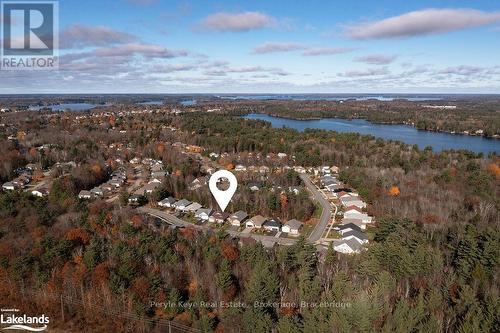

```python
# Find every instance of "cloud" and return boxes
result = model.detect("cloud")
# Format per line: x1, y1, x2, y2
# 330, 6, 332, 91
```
60, 24, 137, 48
93, 43, 188, 58
203, 64, 290, 77
198, 12, 276, 32
438, 65, 498, 76
355, 54, 397, 65
302, 47, 355, 56
345, 8, 500, 40
252, 42, 304, 54
339, 67, 390, 77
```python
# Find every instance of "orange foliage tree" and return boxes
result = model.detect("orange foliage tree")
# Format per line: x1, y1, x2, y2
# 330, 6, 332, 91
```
389, 186, 400, 196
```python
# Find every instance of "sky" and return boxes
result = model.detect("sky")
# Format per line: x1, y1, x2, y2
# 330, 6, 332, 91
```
1, 0, 500, 94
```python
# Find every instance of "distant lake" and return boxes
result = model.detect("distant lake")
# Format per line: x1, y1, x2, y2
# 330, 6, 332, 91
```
243, 114, 500, 154
138, 101, 163, 105
221, 94, 443, 102
180, 99, 197, 106
29, 103, 98, 111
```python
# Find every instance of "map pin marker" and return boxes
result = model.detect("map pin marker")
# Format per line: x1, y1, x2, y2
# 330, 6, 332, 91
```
209, 170, 237, 212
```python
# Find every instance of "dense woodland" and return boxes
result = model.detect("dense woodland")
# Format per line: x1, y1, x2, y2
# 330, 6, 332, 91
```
201, 99, 500, 137
0, 107, 499, 332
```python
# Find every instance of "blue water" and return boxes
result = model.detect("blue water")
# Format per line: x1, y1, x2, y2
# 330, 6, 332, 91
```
30, 103, 98, 111
138, 101, 163, 105
180, 99, 197, 106
243, 114, 499, 154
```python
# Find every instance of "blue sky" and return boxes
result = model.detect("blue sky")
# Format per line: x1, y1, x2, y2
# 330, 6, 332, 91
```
1, 0, 500, 93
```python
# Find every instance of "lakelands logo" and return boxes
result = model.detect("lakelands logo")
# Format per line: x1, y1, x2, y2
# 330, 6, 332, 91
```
1, 0, 59, 70
1, 309, 49, 331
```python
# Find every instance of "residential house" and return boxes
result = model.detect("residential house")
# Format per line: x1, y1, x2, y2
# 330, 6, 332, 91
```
342, 230, 369, 244
263, 219, 282, 232
2, 182, 18, 191
173, 199, 192, 211
184, 202, 202, 213
288, 186, 301, 195
190, 177, 206, 190
259, 166, 270, 174
235, 164, 247, 172
248, 182, 262, 192
340, 218, 366, 230
229, 211, 248, 226
340, 196, 366, 209
31, 188, 49, 197
343, 206, 373, 223
128, 194, 143, 204
195, 208, 213, 221
90, 187, 106, 197
101, 183, 114, 192
246, 215, 267, 229
333, 239, 363, 254
293, 166, 306, 174
158, 196, 176, 208
209, 211, 230, 224
334, 223, 362, 235
136, 182, 160, 196
282, 219, 303, 235
78, 190, 92, 199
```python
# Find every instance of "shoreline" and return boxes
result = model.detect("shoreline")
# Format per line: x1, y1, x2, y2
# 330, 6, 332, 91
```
248, 112, 500, 140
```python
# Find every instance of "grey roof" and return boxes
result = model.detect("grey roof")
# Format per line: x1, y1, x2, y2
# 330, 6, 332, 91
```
185, 202, 202, 211
341, 196, 365, 204
174, 199, 192, 207
337, 223, 362, 232
195, 208, 213, 216
264, 219, 282, 228
159, 196, 176, 204
231, 210, 248, 221
249, 215, 267, 226
285, 219, 303, 229
342, 229, 368, 241
212, 211, 230, 220
334, 238, 363, 251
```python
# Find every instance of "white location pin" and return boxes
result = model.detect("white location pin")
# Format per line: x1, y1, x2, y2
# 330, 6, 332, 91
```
209, 170, 237, 212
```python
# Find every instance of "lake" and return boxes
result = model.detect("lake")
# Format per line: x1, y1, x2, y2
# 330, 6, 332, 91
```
29, 103, 98, 111
138, 101, 163, 105
243, 114, 500, 154
180, 99, 197, 106
220, 94, 443, 102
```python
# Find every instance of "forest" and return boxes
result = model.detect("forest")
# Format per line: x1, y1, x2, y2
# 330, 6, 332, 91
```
199, 99, 500, 137
0, 108, 499, 332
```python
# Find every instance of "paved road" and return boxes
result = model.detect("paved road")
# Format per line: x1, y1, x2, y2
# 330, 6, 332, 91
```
300, 174, 333, 243
138, 207, 298, 246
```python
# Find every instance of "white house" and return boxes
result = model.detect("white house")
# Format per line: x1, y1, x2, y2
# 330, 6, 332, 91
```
195, 208, 213, 221
2, 182, 17, 191
158, 197, 176, 208
342, 230, 369, 244
282, 219, 303, 235
173, 199, 192, 211
333, 239, 363, 254
31, 188, 49, 197
78, 190, 93, 199
209, 211, 229, 224
343, 207, 372, 224
229, 211, 248, 226
235, 164, 247, 172
246, 215, 266, 229
340, 196, 366, 209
